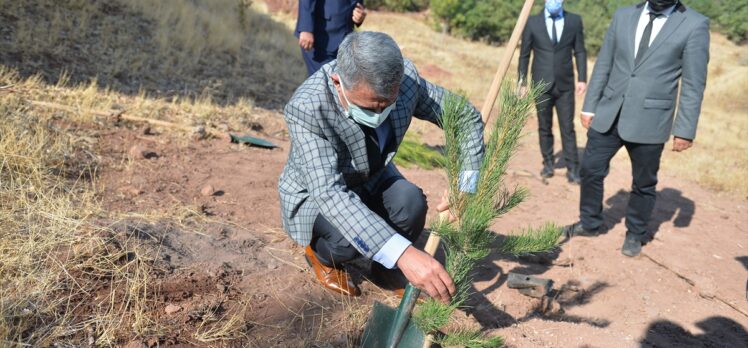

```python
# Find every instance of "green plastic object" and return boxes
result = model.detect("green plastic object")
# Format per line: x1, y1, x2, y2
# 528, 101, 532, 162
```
229, 133, 277, 149
361, 284, 426, 348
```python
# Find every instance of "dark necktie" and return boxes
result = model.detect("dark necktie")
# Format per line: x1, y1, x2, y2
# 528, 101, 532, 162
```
361, 125, 384, 174
636, 12, 662, 64
551, 15, 559, 45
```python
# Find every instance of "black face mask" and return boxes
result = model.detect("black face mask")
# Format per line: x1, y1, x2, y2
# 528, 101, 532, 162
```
648, 0, 678, 12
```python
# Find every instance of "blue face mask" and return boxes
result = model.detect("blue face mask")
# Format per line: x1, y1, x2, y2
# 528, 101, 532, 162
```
339, 78, 396, 128
545, 0, 563, 15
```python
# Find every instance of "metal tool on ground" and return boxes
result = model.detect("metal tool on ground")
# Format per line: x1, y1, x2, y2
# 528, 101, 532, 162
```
507, 272, 553, 298
361, 214, 443, 348
229, 134, 277, 149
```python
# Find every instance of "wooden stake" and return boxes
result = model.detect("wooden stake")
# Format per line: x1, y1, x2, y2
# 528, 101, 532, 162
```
28, 100, 221, 137
480, 0, 536, 125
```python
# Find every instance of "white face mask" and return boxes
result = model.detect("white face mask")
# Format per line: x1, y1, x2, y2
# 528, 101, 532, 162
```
339, 78, 396, 128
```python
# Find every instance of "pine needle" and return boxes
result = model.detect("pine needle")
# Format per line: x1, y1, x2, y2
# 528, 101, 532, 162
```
499, 223, 564, 256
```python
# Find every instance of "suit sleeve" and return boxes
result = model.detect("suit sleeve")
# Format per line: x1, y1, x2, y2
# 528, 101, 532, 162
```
297, 0, 316, 33
582, 10, 619, 114
518, 22, 532, 87
574, 16, 588, 83
672, 18, 710, 140
283, 102, 398, 259
412, 68, 485, 173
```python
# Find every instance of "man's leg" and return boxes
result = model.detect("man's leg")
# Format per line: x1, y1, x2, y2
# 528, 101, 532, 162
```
555, 88, 579, 179
310, 177, 427, 267
536, 90, 556, 176
623, 141, 665, 241
579, 125, 623, 231
311, 215, 360, 267
378, 177, 428, 243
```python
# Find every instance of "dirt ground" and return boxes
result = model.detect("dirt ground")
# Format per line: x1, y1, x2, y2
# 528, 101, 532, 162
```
95, 106, 748, 347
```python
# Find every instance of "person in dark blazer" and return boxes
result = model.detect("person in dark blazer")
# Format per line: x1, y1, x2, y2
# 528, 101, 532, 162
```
519, 0, 588, 184
296, 0, 366, 76
567, 0, 709, 257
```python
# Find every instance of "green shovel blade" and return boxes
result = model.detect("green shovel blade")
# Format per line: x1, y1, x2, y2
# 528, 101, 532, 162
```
361, 301, 426, 348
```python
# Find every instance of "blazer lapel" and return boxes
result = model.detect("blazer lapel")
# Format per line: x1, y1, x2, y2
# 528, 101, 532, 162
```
635, 9, 686, 68
333, 115, 370, 173
628, 5, 644, 67
386, 103, 409, 164
326, 77, 370, 174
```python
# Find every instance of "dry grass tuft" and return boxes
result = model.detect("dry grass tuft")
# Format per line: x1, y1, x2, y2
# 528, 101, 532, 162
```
0, 72, 160, 344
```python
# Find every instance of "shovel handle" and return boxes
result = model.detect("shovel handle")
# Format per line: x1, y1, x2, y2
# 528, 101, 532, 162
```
386, 211, 450, 348
480, 0, 536, 125
423, 211, 448, 256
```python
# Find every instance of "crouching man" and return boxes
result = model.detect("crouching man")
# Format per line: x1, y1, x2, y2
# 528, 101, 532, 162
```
278, 31, 484, 301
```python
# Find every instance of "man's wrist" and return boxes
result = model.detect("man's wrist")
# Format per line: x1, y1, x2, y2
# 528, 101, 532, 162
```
372, 233, 412, 269
581, 111, 595, 117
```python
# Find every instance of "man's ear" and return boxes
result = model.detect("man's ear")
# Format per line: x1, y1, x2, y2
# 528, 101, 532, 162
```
330, 74, 341, 86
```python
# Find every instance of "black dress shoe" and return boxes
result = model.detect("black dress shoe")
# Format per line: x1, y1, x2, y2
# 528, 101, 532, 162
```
541, 165, 554, 179
566, 170, 581, 185
621, 235, 642, 257
564, 222, 600, 237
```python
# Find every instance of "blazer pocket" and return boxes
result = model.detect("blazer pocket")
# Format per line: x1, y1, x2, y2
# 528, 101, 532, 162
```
643, 98, 674, 110
602, 85, 615, 99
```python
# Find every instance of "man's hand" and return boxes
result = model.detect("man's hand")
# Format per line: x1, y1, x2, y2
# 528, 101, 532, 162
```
576, 82, 587, 96
396, 246, 455, 303
352, 3, 366, 25
299, 31, 314, 51
580, 113, 594, 129
672, 137, 693, 152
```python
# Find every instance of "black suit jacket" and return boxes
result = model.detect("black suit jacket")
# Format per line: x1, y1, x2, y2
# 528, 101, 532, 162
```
519, 11, 587, 93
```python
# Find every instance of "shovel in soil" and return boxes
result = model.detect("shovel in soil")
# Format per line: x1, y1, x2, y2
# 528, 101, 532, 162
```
361, 220, 442, 348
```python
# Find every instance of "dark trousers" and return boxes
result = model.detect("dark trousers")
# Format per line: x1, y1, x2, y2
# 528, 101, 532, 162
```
579, 120, 664, 240
536, 85, 579, 170
301, 47, 337, 76
311, 177, 427, 267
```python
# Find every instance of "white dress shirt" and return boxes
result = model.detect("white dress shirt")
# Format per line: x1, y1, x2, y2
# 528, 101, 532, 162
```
634, 3, 677, 57
545, 8, 565, 43
582, 3, 677, 117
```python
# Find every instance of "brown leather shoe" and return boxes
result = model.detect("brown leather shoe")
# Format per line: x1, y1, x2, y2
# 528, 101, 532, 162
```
304, 246, 360, 297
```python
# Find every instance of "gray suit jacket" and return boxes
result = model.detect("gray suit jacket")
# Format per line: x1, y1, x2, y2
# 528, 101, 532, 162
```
279, 59, 484, 259
583, 3, 709, 144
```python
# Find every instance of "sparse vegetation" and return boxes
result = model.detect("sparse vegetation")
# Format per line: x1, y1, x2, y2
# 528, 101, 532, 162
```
0, 0, 305, 108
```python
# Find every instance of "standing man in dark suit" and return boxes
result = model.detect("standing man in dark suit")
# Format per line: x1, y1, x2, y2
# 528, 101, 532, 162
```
519, 0, 588, 184
296, 0, 366, 76
567, 0, 709, 257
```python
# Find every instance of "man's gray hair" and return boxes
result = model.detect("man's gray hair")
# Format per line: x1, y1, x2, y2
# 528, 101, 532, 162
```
336, 31, 404, 98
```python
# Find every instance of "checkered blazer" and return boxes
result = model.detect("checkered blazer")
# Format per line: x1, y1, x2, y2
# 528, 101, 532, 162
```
278, 59, 484, 259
